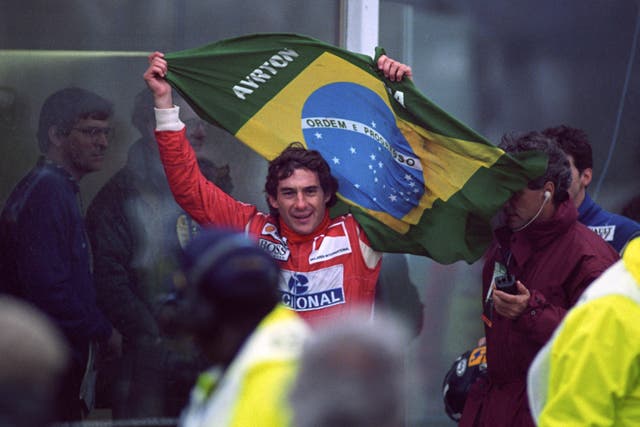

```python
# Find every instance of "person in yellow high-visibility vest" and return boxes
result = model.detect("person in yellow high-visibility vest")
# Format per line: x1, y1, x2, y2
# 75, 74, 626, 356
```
528, 237, 640, 426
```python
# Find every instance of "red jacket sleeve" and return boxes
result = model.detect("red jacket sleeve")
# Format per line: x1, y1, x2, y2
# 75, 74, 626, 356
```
155, 128, 258, 229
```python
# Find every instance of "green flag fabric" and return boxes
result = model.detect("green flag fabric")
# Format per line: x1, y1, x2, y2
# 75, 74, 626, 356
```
164, 33, 545, 264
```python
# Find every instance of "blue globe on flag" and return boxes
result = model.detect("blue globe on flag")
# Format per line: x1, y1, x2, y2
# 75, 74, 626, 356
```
301, 82, 424, 220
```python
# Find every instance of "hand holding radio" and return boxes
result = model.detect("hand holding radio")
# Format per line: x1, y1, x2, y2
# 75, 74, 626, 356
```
495, 273, 518, 295
492, 280, 530, 319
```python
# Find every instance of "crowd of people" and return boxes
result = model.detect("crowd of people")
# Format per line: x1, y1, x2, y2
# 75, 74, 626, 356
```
0, 49, 638, 427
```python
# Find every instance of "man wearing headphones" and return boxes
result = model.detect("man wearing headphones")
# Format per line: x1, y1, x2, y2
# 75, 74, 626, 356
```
459, 131, 619, 427
170, 228, 309, 427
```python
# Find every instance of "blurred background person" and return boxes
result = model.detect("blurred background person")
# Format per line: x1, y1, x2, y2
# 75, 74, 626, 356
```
168, 228, 309, 427
289, 309, 413, 427
543, 124, 640, 253
86, 88, 233, 418
0, 296, 70, 427
0, 87, 122, 421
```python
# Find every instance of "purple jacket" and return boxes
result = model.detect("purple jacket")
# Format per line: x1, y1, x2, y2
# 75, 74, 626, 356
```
460, 198, 619, 427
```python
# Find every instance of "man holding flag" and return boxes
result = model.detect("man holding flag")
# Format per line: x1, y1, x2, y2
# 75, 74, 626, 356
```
144, 51, 411, 325
142, 34, 546, 327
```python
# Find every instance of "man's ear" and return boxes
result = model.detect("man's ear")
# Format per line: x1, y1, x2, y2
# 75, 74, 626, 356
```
267, 194, 279, 210
580, 167, 593, 187
48, 125, 65, 148
543, 181, 555, 200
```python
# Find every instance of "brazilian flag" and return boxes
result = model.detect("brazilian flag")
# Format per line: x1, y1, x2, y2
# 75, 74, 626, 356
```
165, 33, 545, 264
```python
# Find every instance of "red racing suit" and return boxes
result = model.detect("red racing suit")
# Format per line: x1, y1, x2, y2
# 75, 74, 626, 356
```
154, 107, 382, 325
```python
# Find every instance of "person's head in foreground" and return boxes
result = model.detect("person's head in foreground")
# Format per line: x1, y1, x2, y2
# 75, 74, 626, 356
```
289, 309, 412, 427
0, 295, 69, 427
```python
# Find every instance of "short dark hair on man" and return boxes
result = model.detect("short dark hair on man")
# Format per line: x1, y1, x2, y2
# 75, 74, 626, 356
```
37, 87, 114, 153
264, 142, 339, 217
542, 125, 593, 172
500, 131, 571, 204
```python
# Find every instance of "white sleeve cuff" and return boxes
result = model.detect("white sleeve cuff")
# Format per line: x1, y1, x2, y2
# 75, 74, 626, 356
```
155, 106, 185, 131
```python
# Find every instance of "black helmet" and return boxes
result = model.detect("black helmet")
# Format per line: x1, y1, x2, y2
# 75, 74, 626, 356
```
442, 344, 488, 421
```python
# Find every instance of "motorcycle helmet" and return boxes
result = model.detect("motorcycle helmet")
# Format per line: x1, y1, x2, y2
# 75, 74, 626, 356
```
442, 344, 488, 421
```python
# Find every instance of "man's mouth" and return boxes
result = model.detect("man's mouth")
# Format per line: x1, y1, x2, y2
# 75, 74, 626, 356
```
292, 212, 312, 222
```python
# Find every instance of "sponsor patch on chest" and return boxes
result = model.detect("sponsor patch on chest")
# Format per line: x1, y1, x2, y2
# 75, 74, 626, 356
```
309, 221, 352, 264
258, 222, 290, 261
588, 225, 615, 242
279, 265, 345, 311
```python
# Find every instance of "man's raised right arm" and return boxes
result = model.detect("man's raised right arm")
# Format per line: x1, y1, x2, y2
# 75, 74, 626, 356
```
142, 51, 258, 229
143, 51, 173, 109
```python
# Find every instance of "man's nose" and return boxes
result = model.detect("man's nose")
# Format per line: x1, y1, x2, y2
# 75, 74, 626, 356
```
95, 133, 109, 148
294, 192, 307, 208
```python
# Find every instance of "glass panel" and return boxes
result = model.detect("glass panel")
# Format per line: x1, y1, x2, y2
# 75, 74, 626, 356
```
0, 1, 339, 422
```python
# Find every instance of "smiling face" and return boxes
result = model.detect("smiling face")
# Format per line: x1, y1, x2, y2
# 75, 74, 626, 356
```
267, 168, 330, 235
58, 118, 111, 179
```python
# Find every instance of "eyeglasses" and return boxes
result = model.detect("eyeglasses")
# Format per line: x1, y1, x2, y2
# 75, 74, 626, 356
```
70, 127, 113, 140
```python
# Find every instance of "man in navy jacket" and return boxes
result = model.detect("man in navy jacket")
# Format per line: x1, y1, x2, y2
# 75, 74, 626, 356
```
0, 87, 122, 421
543, 125, 640, 253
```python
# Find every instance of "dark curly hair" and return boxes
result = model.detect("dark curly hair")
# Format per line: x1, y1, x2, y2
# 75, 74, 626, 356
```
499, 131, 571, 205
542, 125, 593, 173
264, 142, 339, 217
